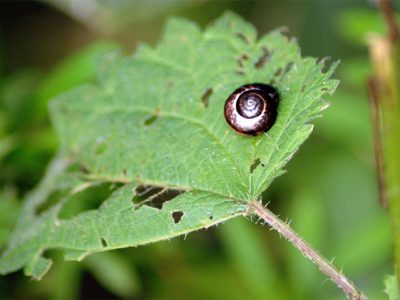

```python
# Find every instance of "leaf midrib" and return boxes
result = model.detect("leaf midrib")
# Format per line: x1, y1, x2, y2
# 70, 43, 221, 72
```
72, 105, 251, 198
83, 172, 248, 204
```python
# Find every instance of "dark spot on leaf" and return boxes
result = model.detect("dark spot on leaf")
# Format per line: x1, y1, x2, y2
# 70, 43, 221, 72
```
122, 169, 127, 176
144, 114, 158, 126
321, 87, 329, 93
133, 185, 184, 210
237, 57, 244, 69
237, 53, 250, 70
235, 32, 250, 44
236, 70, 245, 76
274, 68, 283, 77
282, 62, 294, 77
272, 62, 294, 83
172, 211, 184, 224
201, 88, 213, 108
80, 163, 90, 174
255, 47, 270, 69
250, 158, 261, 173
209, 215, 213, 220
101, 238, 108, 247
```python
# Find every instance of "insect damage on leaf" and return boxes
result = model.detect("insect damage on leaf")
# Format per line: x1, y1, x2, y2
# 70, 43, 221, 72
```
132, 185, 184, 210
0, 11, 338, 279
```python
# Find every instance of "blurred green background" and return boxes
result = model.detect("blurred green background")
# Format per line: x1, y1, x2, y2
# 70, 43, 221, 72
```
0, 0, 395, 299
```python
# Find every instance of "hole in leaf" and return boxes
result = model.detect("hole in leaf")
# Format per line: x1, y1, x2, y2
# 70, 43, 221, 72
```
80, 163, 91, 174
281, 62, 294, 78
101, 238, 108, 247
201, 88, 213, 108
321, 87, 329, 93
250, 158, 262, 173
255, 47, 270, 69
59, 182, 119, 220
317, 56, 331, 73
144, 114, 158, 126
235, 32, 250, 44
241, 53, 249, 61
133, 185, 184, 210
35, 190, 67, 216
172, 211, 184, 224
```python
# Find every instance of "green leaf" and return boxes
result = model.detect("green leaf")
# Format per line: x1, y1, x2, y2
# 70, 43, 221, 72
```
336, 9, 389, 45
384, 275, 399, 300
286, 188, 326, 296
218, 218, 285, 299
84, 252, 141, 298
0, 135, 15, 161
44, 0, 200, 33
0, 12, 338, 279
0, 189, 20, 248
0, 69, 43, 131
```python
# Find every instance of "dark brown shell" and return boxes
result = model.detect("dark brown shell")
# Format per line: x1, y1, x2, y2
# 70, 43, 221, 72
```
224, 83, 279, 136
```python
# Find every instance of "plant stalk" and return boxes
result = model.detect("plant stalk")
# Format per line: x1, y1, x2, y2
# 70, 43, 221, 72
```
248, 200, 367, 300
368, 0, 400, 283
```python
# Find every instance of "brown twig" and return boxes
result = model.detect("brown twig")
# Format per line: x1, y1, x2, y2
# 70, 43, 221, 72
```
379, 0, 400, 43
368, 77, 388, 207
249, 200, 368, 300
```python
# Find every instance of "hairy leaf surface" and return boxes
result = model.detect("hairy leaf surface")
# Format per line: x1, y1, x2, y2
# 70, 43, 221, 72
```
0, 12, 338, 279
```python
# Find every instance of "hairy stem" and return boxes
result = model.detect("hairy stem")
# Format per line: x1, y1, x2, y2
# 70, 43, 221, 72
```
248, 200, 367, 300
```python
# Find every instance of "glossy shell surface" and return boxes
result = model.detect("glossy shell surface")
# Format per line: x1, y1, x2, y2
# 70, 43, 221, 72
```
224, 83, 279, 136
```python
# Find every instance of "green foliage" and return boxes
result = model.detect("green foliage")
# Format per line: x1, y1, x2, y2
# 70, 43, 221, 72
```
37, 41, 119, 109
0, 189, 20, 248
0, 41, 117, 192
336, 9, 390, 45
43, 0, 199, 33
218, 218, 283, 298
0, 69, 42, 131
0, 12, 338, 280
384, 275, 399, 300
83, 252, 141, 298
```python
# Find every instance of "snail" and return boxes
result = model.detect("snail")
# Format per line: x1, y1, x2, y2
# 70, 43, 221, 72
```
224, 83, 279, 136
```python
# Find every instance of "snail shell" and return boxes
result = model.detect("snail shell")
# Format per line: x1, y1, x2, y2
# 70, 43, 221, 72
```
224, 83, 279, 136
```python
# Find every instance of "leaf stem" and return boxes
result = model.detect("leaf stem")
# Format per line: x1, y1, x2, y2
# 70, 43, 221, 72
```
248, 200, 367, 300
